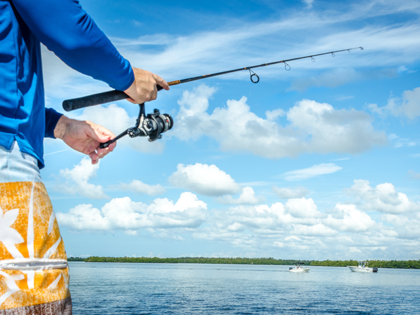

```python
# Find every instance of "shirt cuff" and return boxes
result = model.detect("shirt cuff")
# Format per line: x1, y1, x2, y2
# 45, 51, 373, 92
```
45, 108, 63, 138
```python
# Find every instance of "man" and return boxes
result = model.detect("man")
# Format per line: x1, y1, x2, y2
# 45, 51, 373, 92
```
0, 0, 169, 313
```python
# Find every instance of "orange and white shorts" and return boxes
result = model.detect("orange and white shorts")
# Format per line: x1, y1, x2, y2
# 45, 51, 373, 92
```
0, 143, 71, 314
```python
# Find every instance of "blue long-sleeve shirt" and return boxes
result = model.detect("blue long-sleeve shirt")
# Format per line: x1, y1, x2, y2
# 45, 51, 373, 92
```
0, 0, 134, 168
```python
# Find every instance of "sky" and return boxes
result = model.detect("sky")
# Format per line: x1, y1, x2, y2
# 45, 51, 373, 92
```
40, 0, 420, 260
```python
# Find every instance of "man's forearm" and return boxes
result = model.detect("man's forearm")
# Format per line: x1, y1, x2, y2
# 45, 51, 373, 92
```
53, 115, 71, 140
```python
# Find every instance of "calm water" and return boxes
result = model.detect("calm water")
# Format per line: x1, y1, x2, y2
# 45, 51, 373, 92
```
69, 262, 420, 314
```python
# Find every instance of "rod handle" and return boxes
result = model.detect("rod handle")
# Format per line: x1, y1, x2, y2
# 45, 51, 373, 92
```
62, 85, 164, 112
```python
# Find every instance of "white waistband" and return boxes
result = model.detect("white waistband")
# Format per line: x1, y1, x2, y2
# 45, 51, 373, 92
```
0, 258, 68, 271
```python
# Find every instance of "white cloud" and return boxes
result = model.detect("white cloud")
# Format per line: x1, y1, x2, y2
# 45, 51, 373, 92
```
324, 204, 376, 232
113, 180, 166, 196
57, 192, 207, 231
265, 108, 285, 121
273, 241, 285, 248
273, 186, 310, 198
57, 177, 420, 258
217, 187, 265, 205
57, 158, 108, 199
369, 87, 420, 119
285, 198, 320, 218
347, 179, 420, 214
283, 163, 342, 181
292, 224, 337, 237
221, 203, 293, 231
114, 2, 420, 82
168, 163, 242, 196
382, 214, 420, 240
173, 86, 386, 159
212, 201, 322, 234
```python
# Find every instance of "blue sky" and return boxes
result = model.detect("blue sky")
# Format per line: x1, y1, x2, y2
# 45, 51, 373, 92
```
41, 0, 420, 260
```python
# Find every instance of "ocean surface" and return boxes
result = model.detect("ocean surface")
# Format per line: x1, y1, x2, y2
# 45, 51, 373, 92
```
69, 262, 420, 314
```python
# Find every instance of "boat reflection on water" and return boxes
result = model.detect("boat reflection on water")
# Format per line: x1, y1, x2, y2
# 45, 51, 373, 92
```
289, 262, 310, 273
348, 261, 378, 273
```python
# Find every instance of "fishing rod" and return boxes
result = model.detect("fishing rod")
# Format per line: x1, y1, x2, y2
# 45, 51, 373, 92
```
62, 46, 363, 148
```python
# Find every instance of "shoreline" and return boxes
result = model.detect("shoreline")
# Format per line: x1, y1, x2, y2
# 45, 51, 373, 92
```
67, 257, 420, 269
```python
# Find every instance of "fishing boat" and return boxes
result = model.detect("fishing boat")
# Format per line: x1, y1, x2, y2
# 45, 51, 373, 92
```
348, 261, 378, 273
289, 262, 310, 273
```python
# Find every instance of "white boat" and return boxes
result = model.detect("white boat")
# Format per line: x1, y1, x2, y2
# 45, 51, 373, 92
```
289, 262, 310, 273
348, 261, 378, 273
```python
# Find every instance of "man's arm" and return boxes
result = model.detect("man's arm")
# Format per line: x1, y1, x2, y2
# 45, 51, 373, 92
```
12, 0, 133, 91
12, 0, 169, 102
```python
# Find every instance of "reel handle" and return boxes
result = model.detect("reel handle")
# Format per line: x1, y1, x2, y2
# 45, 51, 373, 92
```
62, 85, 163, 111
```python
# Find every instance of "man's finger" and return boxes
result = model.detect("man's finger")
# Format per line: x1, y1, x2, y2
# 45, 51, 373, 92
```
150, 87, 157, 101
96, 141, 116, 158
89, 151, 99, 164
154, 74, 169, 90
87, 123, 114, 144
85, 126, 107, 143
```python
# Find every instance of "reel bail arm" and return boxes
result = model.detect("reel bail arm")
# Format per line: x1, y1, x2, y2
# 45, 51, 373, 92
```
99, 102, 173, 149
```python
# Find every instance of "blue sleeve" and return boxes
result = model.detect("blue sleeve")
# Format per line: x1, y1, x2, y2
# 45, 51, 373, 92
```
11, 0, 134, 91
45, 108, 63, 138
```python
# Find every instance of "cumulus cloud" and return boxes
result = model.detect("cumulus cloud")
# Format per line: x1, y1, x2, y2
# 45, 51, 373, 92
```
273, 186, 310, 198
173, 85, 386, 158
57, 177, 420, 258
347, 179, 420, 214
168, 163, 242, 196
285, 198, 320, 218
216, 187, 265, 205
57, 192, 207, 232
382, 214, 420, 240
292, 224, 337, 237
112, 180, 166, 196
324, 204, 376, 232
212, 200, 322, 234
219, 203, 294, 231
369, 87, 420, 120
57, 158, 108, 199
282, 163, 342, 181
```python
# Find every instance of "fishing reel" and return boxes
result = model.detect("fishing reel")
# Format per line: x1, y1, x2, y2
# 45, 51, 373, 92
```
99, 103, 173, 149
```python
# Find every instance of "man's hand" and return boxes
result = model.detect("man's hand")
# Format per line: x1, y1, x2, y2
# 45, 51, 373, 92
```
54, 116, 116, 164
124, 67, 170, 104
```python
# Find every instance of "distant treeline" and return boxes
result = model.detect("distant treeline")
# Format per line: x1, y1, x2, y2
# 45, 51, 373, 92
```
310, 259, 420, 269
69, 257, 310, 265
67, 257, 420, 269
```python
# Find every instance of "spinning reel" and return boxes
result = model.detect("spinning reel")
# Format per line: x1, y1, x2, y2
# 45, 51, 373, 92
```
99, 103, 173, 149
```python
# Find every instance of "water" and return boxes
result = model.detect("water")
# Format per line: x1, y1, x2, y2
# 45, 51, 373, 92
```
69, 262, 420, 314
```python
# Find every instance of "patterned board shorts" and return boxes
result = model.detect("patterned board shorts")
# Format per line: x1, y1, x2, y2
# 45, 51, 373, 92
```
0, 143, 72, 314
